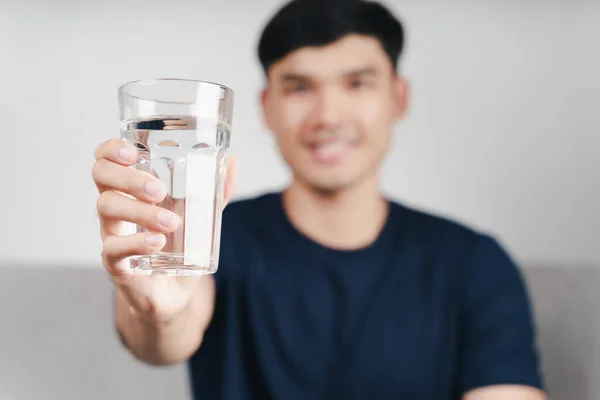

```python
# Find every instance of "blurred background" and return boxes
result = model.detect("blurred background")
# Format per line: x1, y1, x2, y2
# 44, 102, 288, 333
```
0, 0, 598, 399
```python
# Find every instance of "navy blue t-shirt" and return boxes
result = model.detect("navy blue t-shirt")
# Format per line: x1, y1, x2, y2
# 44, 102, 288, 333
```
188, 192, 544, 399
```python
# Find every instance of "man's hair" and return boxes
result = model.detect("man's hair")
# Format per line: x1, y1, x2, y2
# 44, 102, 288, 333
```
257, 0, 405, 76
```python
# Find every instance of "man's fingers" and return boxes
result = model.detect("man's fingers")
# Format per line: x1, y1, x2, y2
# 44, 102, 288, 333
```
95, 138, 139, 165
92, 159, 167, 204
97, 191, 181, 234
102, 232, 166, 284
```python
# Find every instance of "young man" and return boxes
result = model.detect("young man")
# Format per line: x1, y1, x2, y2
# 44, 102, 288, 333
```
92, 0, 547, 399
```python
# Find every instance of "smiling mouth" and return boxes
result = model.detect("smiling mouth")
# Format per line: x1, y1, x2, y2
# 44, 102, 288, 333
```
307, 136, 358, 164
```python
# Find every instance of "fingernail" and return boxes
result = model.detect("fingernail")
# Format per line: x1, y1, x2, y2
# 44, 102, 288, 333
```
145, 234, 165, 247
118, 146, 137, 162
145, 180, 165, 197
157, 210, 179, 229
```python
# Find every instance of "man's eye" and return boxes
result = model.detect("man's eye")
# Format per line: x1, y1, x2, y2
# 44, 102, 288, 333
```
292, 84, 309, 92
350, 80, 366, 88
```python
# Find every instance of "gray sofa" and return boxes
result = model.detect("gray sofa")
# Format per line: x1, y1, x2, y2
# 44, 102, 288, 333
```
0, 265, 597, 400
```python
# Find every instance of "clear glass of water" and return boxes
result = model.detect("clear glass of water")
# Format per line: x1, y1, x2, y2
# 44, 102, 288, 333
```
118, 78, 234, 276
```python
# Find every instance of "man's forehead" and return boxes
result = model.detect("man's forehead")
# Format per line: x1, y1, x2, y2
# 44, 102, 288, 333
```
268, 35, 390, 80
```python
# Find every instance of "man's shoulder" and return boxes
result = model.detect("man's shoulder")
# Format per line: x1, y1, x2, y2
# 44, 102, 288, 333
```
389, 199, 513, 267
390, 199, 481, 243
388, 204, 544, 395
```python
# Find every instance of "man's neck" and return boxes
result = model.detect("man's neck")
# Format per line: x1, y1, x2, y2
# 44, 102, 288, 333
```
282, 176, 389, 250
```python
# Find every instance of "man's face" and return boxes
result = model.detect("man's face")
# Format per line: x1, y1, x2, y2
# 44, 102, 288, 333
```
261, 34, 408, 194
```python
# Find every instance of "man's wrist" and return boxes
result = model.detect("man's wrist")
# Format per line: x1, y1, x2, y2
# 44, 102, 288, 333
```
125, 294, 192, 330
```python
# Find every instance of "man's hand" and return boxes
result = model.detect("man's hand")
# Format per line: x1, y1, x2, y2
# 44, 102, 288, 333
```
92, 138, 237, 326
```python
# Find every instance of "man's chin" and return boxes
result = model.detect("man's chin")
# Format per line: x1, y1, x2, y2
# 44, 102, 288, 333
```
303, 177, 355, 196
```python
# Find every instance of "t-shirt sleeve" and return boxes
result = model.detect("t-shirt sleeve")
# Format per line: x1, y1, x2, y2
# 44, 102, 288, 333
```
458, 234, 545, 394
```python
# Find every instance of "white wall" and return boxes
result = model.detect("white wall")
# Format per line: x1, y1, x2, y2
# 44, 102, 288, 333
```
0, 0, 598, 266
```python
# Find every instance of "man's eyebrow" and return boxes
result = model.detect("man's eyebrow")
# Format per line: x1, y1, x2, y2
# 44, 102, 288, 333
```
279, 67, 379, 82
280, 73, 311, 82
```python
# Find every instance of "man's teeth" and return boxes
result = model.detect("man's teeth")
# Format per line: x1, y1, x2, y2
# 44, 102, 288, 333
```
313, 138, 354, 160
317, 142, 347, 157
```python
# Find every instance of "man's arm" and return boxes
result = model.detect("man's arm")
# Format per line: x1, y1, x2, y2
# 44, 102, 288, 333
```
463, 385, 547, 400
115, 275, 216, 366
92, 138, 237, 367
457, 234, 547, 398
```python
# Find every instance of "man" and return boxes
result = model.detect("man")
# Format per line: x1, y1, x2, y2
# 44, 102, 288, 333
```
92, 0, 547, 399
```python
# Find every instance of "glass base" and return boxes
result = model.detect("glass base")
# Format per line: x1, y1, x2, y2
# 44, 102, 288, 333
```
129, 254, 216, 276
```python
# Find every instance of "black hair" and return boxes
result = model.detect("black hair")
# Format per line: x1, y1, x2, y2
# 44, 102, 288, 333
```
257, 0, 405, 76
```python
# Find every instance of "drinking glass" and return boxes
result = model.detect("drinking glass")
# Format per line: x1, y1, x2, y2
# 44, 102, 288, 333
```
118, 78, 234, 276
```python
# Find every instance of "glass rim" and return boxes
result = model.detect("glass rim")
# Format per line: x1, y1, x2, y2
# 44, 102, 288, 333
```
118, 78, 234, 98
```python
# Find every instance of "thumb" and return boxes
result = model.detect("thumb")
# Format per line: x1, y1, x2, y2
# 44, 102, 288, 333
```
222, 156, 238, 209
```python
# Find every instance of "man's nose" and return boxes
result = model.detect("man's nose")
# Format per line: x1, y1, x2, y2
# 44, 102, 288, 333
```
312, 87, 343, 128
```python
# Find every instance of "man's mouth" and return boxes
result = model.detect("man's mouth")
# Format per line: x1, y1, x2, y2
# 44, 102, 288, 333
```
308, 136, 358, 164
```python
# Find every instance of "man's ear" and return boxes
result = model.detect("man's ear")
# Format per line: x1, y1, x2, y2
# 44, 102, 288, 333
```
393, 75, 410, 120
260, 87, 273, 131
